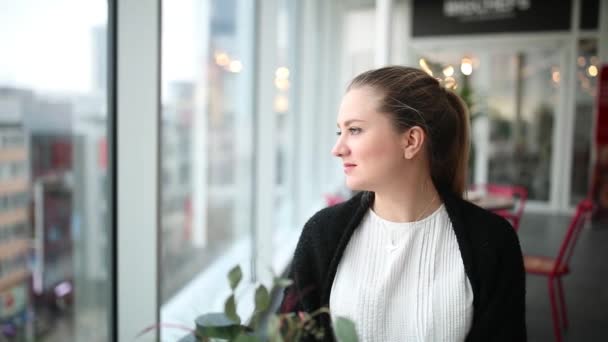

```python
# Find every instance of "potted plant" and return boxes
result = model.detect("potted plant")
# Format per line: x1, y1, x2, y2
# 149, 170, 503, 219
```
146, 265, 358, 342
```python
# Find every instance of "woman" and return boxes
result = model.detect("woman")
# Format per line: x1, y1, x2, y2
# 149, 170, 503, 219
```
280, 66, 526, 341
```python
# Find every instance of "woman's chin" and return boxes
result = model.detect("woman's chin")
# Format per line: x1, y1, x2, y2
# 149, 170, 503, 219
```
345, 178, 365, 191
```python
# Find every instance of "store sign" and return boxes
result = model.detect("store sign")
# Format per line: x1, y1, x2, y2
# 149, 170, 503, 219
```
444, 0, 530, 20
413, 0, 571, 37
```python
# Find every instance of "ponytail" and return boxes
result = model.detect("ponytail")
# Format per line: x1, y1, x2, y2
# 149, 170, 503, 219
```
441, 90, 470, 196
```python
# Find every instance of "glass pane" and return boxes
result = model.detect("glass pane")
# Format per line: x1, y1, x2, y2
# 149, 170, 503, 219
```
0, 1, 110, 341
414, 47, 560, 202
570, 38, 597, 205
274, 0, 294, 234
486, 50, 558, 201
160, 0, 254, 337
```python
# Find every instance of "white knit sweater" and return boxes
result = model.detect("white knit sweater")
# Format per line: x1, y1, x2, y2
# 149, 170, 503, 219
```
330, 204, 474, 342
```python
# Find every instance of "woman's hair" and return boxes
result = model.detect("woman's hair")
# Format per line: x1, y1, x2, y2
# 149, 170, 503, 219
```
348, 65, 470, 196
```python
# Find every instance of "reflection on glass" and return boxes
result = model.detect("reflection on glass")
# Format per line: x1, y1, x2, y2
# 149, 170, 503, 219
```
274, 0, 295, 232
0, 1, 110, 341
161, 0, 253, 314
570, 39, 597, 205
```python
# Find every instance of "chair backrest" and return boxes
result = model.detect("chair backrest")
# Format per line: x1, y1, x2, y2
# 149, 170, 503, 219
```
553, 199, 594, 275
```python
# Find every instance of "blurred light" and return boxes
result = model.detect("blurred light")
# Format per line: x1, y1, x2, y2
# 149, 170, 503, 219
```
54, 281, 72, 298
229, 60, 243, 73
461, 57, 473, 76
419, 58, 433, 76
275, 77, 290, 90
587, 65, 598, 77
590, 56, 599, 65
442, 65, 454, 77
215, 52, 230, 67
274, 94, 289, 113
275, 67, 290, 79
444, 76, 457, 89
552, 70, 560, 83
577, 56, 586, 67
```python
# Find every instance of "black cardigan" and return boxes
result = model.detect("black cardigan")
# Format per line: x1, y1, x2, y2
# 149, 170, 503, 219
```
280, 190, 526, 341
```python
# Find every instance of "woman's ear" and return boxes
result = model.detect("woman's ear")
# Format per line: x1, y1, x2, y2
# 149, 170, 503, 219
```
402, 126, 425, 160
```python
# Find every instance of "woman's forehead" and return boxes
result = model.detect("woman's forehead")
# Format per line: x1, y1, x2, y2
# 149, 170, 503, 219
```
338, 88, 384, 124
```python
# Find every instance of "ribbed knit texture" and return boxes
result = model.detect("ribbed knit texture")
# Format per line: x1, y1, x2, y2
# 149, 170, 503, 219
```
330, 204, 473, 342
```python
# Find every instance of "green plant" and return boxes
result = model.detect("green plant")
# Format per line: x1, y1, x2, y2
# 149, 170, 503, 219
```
184, 265, 358, 342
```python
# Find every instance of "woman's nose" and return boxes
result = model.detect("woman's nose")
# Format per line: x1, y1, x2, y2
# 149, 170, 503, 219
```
332, 138, 349, 157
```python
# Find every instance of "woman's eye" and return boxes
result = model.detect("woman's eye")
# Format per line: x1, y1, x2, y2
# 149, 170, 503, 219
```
336, 127, 362, 136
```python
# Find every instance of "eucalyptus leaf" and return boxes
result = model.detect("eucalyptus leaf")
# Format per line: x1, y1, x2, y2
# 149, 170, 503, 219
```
224, 295, 240, 324
254, 285, 270, 313
334, 317, 358, 342
228, 265, 243, 291
195, 313, 243, 339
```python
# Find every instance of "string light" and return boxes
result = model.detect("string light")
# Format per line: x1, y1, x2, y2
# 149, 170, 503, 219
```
587, 65, 598, 77
229, 60, 243, 73
442, 65, 454, 77
461, 57, 473, 76
419, 58, 433, 76
215, 52, 230, 67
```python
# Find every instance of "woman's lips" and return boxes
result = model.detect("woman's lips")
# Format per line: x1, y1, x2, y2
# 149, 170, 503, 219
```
343, 163, 356, 173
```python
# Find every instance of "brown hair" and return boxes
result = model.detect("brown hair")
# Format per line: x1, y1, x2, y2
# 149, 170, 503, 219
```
348, 66, 470, 196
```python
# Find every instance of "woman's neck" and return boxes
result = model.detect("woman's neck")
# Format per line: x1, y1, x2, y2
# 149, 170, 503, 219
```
371, 176, 441, 223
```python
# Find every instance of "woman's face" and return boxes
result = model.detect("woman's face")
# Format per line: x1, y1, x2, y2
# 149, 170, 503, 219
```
332, 86, 406, 191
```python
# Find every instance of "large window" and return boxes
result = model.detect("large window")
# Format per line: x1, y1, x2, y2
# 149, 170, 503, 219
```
570, 38, 598, 205
160, 0, 255, 338
272, 0, 298, 262
159, 1, 349, 339
0, 1, 111, 341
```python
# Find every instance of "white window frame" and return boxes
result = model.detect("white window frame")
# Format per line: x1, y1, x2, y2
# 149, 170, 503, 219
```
116, 0, 160, 341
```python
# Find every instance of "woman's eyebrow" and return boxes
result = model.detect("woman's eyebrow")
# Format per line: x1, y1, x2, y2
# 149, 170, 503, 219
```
337, 119, 366, 127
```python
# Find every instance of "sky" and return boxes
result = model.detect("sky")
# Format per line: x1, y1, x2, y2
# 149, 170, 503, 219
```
0, 0, 204, 95
0, 0, 108, 93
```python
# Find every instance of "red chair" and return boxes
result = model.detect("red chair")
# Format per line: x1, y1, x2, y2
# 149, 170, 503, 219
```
524, 199, 593, 342
470, 184, 528, 231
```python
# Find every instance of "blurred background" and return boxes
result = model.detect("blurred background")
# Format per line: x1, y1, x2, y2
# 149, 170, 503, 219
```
0, 0, 607, 341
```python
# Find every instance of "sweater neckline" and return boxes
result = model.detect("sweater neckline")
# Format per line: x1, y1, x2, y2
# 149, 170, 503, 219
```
369, 203, 445, 228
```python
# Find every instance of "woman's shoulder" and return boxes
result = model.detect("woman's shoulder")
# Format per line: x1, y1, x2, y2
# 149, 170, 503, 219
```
300, 191, 368, 239
444, 192, 520, 250
291, 192, 369, 269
